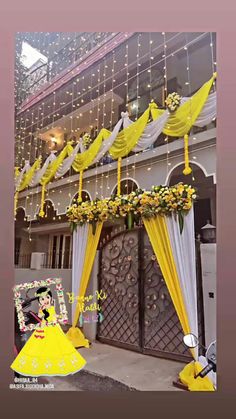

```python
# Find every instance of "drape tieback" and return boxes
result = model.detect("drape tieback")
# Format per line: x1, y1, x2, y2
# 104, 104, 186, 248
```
183, 134, 192, 175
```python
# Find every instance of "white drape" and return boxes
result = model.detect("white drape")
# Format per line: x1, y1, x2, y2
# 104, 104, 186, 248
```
30, 152, 57, 187
91, 115, 125, 164
55, 142, 81, 179
180, 92, 216, 127
129, 92, 216, 152
71, 224, 89, 322
15, 90, 216, 188
133, 110, 170, 152
194, 92, 216, 127
166, 207, 198, 359
15, 160, 30, 190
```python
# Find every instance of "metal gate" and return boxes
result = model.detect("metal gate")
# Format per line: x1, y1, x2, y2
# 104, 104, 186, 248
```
97, 227, 204, 362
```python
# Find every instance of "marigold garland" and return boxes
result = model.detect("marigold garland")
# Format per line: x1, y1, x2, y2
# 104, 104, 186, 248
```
67, 183, 197, 233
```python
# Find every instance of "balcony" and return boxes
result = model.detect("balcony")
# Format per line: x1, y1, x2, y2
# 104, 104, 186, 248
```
17, 32, 116, 106
15, 250, 72, 269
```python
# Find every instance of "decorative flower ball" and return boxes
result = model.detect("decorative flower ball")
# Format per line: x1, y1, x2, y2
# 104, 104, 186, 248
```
82, 133, 92, 149
165, 92, 181, 113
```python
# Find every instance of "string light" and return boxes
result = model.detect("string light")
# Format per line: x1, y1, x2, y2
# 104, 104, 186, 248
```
15, 32, 214, 220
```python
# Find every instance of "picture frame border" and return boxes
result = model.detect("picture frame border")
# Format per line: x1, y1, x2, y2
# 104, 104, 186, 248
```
13, 277, 68, 332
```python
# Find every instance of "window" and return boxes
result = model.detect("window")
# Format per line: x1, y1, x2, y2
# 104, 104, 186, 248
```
48, 234, 72, 269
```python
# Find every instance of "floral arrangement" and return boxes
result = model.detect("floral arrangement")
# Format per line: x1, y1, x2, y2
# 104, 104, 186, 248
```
67, 183, 197, 234
82, 133, 93, 149
165, 92, 182, 113
13, 278, 68, 332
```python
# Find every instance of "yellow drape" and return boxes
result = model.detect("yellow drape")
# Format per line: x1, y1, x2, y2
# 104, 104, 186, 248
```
179, 361, 215, 391
38, 143, 73, 217
72, 129, 111, 172
109, 104, 153, 159
67, 222, 103, 348
17, 158, 41, 192
143, 216, 191, 337
40, 143, 73, 186
143, 215, 215, 391
15, 74, 216, 193
14, 158, 42, 214
163, 74, 216, 137
15, 167, 20, 179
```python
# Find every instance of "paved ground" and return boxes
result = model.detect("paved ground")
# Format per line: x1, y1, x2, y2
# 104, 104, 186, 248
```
45, 341, 186, 391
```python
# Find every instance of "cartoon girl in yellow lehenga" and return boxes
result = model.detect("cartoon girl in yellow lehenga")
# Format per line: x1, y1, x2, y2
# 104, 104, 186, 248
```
11, 287, 86, 377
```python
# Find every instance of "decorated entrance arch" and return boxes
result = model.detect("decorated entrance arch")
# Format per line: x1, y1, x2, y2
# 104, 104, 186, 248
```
97, 226, 204, 362
65, 183, 214, 391
14, 70, 217, 391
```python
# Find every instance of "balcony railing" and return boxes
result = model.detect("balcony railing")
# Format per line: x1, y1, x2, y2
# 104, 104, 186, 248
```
18, 32, 113, 105
15, 251, 73, 269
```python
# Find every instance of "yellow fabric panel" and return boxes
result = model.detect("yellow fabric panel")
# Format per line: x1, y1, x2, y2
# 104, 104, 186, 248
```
109, 105, 153, 159
15, 167, 20, 178
67, 222, 103, 348
179, 361, 215, 391
40, 143, 74, 186
150, 103, 165, 120
66, 326, 90, 349
143, 216, 191, 338
163, 74, 215, 137
17, 158, 41, 192
72, 129, 111, 172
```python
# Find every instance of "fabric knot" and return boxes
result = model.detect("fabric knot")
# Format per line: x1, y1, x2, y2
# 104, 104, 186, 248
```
149, 102, 158, 110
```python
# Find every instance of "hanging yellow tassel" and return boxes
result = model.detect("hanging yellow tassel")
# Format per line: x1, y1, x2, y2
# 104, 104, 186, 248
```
39, 184, 46, 217
183, 134, 192, 175
15, 167, 20, 179
117, 157, 122, 195
77, 170, 83, 203
14, 191, 19, 217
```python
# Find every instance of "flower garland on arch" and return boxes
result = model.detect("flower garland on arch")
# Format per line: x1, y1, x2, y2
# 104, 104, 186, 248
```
67, 183, 197, 234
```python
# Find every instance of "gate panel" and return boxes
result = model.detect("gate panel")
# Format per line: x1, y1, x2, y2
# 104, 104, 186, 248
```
141, 230, 190, 361
97, 229, 141, 350
97, 227, 204, 362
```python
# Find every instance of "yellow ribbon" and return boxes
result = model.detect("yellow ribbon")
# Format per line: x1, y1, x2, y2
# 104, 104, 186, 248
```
78, 170, 83, 203
183, 134, 192, 175
39, 184, 47, 217
14, 191, 19, 217
117, 157, 122, 195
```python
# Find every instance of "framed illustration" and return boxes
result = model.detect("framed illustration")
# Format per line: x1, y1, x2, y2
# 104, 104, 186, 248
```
13, 278, 68, 332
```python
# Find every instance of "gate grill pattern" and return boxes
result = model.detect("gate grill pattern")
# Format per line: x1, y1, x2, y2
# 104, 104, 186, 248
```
97, 227, 204, 361
98, 230, 140, 349
142, 232, 189, 358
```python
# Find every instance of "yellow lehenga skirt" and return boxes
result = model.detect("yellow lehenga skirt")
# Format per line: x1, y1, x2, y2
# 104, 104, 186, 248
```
11, 306, 86, 377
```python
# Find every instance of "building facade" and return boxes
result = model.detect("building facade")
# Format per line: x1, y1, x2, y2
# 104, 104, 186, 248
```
15, 32, 216, 359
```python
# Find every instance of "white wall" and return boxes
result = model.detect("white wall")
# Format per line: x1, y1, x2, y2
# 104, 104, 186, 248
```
200, 243, 216, 347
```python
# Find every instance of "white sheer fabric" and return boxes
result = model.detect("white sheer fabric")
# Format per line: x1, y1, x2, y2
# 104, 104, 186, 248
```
133, 110, 170, 152
194, 92, 216, 127
15, 91, 216, 187
30, 152, 57, 187
166, 207, 198, 359
71, 224, 89, 322
91, 115, 125, 164
180, 92, 216, 127
55, 142, 81, 179
15, 160, 30, 191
